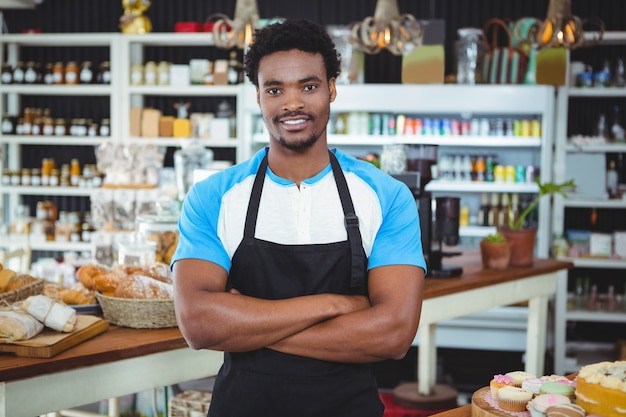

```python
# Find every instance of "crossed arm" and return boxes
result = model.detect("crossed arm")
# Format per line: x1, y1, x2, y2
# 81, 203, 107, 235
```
173, 258, 425, 363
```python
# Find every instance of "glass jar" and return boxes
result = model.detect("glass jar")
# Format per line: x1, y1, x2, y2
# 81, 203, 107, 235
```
42, 117, 54, 136
79, 61, 93, 84
380, 144, 407, 175
99, 118, 110, 136
49, 168, 60, 187
1, 114, 14, 134
31, 168, 41, 186
24, 61, 38, 84
21, 169, 31, 186
43, 62, 54, 85
54, 118, 67, 136
97, 61, 111, 84
455, 28, 486, 85
12, 61, 25, 84
52, 62, 64, 84
130, 63, 144, 85
118, 232, 156, 267
174, 140, 215, 200
144, 61, 157, 85
1, 63, 13, 84
136, 205, 180, 265
64, 61, 78, 84
157, 61, 170, 85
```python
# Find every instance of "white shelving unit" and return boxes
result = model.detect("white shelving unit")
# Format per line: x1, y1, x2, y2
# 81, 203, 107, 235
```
552, 31, 626, 375
243, 82, 557, 352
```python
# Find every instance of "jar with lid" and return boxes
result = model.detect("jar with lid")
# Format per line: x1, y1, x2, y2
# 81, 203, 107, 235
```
24, 61, 38, 84
52, 62, 64, 84
10, 170, 20, 186
455, 28, 486, 84
130, 63, 144, 85
70, 158, 81, 186
81, 212, 95, 242
54, 118, 67, 136
12, 61, 25, 84
1, 114, 14, 134
99, 118, 110, 136
74, 118, 88, 136
97, 61, 111, 84
79, 61, 93, 84
64, 61, 78, 84
55, 211, 70, 242
59, 164, 71, 187
31, 117, 42, 135
144, 61, 157, 85
157, 61, 170, 85
88, 122, 98, 136
49, 168, 60, 187
20, 169, 31, 186
42, 117, 54, 136
15, 118, 24, 135
1, 63, 13, 84
118, 232, 156, 267
31, 168, 41, 186
68, 212, 82, 242
41, 158, 54, 186
1, 170, 11, 186
42, 63, 54, 85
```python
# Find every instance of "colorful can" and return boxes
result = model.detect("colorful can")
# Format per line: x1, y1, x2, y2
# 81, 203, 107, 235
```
515, 165, 526, 183
505, 165, 516, 182
520, 119, 531, 136
531, 119, 542, 137
526, 165, 536, 182
494, 165, 505, 182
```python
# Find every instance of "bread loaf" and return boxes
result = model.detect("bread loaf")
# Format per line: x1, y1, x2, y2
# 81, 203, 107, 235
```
77, 264, 121, 295
0, 310, 44, 341
113, 274, 173, 300
22, 294, 77, 332
0, 269, 17, 293
5, 274, 37, 292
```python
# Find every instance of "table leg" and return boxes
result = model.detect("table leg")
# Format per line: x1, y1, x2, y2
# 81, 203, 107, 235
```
525, 293, 549, 376
418, 322, 437, 395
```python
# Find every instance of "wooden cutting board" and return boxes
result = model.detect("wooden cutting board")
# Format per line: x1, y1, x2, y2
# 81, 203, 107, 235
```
471, 387, 530, 417
0, 315, 109, 358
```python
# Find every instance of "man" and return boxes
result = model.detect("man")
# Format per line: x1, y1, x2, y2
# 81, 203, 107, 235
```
172, 18, 426, 417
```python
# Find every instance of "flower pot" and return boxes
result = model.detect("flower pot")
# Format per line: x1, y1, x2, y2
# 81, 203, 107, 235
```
497, 228, 537, 267
480, 240, 513, 270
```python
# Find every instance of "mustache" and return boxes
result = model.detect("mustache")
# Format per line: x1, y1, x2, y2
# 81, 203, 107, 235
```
272, 111, 314, 123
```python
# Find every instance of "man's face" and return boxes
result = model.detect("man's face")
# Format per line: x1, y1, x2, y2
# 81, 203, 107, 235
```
256, 49, 336, 151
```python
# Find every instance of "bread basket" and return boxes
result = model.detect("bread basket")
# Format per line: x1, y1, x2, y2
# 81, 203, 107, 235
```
0, 278, 45, 305
169, 390, 212, 417
95, 292, 177, 328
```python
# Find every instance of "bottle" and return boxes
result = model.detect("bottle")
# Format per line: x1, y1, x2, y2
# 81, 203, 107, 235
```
12, 61, 25, 84
43, 63, 54, 85
596, 113, 608, 139
487, 192, 500, 227
497, 193, 509, 227
607, 159, 619, 198
227, 51, 243, 85
79, 61, 93, 84
477, 193, 490, 226
509, 193, 520, 227
64, 61, 78, 85
24, 61, 38, 84
143, 61, 157, 85
611, 105, 625, 142
97, 61, 111, 84
614, 59, 626, 87
1, 63, 13, 84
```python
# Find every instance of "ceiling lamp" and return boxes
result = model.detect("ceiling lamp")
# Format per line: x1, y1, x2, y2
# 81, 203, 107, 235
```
534, 0, 604, 49
208, 0, 260, 50
350, 0, 423, 56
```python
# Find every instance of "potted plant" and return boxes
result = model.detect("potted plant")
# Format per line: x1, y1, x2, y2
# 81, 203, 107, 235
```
480, 232, 513, 270
498, 179, 576, 267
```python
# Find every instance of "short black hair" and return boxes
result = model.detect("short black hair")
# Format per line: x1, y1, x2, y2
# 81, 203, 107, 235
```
244, 19, 342, 87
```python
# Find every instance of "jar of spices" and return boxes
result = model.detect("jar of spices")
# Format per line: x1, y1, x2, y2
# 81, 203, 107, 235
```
64, 61, 78, 84
88, 122, 98, 137
43, 63, 54, 85
99, 118, 110, 136
52, 62, 64, 84
12, 61, 25, 84
21, 108, 32, 135
2, 170, 11, 186
1, 114, 14, 134
49, 168, 60, 187
24, 61, 38, 84
41, 158, 54, 186
144, 61, 157, 85
157, 61, 170, 85
42, 117, 54, 136
54, 118, 67, 136
31, 117, 42, 135
1, 63, 13, 84
70, 158, 81, 186
97, 61, 111, 84
130, 62, 144, 85
79, 61, 93, 84
15, 118, 24, 135
75, 118, 88, 136
21, 168, 31, 186
10, 170, 21, 186
31, 168, 41, 186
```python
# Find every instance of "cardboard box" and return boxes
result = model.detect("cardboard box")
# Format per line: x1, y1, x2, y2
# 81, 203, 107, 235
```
130, 106, 143, 137
614, 231, 626, 258
213, 59, 228, 85
169, 64, 190, 87
589, 232, 612, 257
173, 118, 191, 138
159, 116, 175, 137
141, 108, 162, 138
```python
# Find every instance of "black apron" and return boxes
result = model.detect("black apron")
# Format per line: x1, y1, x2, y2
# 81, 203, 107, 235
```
208, 151, 384, 417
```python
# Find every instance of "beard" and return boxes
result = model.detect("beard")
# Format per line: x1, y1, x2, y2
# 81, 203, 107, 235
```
269, 110, 326, 151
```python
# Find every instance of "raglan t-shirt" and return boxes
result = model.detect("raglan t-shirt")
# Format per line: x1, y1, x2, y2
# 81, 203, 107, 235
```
172, 147, 426, 274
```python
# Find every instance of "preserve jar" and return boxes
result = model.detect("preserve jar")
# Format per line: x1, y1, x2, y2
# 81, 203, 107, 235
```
52, 62, 64, 84
136, 201, 180, 265
79, 61, 93, 84
64, 61, 78, 84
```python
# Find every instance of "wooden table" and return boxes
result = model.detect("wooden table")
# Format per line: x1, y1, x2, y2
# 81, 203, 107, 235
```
412, 253, 572, 397
0, 325, 223, 417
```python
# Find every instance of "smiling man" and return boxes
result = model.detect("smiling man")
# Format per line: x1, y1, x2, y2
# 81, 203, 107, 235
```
172, 19, 426, 417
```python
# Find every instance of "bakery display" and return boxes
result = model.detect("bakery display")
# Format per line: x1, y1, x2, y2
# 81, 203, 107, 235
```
76, 262, 173, 299
527, 393, 571, 417
575, 360, 626, 417
498, 386, 534, 411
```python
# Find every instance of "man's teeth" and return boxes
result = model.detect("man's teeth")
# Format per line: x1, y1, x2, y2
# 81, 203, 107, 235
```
283, 119, 306, 125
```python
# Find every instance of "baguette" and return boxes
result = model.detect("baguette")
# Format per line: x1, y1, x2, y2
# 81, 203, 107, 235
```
0, 310, 44, 341
21, 294, 77, 332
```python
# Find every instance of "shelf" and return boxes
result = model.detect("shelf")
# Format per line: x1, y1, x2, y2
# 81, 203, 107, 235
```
0, 236, 92, 252
566, 309, 626, 323
557, 256, 626, 269
567, 87, 626, 98
0, 84, 113, 96
563, 197, 626, 208
128, 85, 241, 97
1, 135, 110, 146
425, 180, 539, 193
0, 33, 116, 46
459, 225, 496, 238
127, 137, 237, 147
1, 186, 94, 196
122, 32, 215, 46
566, 141, 626, 153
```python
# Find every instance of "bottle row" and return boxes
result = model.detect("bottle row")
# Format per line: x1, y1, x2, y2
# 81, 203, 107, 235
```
2, 114, 110, 137
437, 153, 536, 183
474, 192, 534, 228
1, 60, 111, 85
2, 158, 103, 188
572, 58, 626, 88
328, 112, 542, 137
568, 276, 626, 313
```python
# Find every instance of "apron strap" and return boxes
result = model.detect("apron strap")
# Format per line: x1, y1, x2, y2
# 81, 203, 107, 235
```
243, 152, 269, 239
328, 151, 366, 289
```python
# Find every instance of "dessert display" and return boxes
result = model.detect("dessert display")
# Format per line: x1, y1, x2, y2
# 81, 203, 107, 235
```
473, 361, 626, 417
76, 262, 173, 299
575, 361, 626, 417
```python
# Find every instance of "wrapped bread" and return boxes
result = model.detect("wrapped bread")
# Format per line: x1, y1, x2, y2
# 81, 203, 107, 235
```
21, 294, 77, 332
0, 309, 44, 341
113, 274, 173, 300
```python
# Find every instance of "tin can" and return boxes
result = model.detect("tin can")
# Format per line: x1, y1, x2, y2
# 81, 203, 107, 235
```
531, 119, 542, 137
515, 165, 526, 183
494, 165, 505, 182
505, 165, 516, 182
525, 165, 536, 183
520, 119, 531, 136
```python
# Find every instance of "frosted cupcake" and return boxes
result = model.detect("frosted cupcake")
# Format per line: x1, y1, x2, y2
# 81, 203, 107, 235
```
490, 374, 515, 399
522, 377, 545, 396
545, 403, 586, 417
527, 393, 571, 417
498, 386, 533, 412
506, 370, 537, 387
540, 381, 575, 400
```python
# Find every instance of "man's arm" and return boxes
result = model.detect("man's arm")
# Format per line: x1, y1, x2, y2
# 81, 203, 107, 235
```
173, 258, 370, 352
267, 264, 425, 363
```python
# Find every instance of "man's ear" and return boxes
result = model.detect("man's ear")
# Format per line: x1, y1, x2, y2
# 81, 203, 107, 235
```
328, 78, 337, 103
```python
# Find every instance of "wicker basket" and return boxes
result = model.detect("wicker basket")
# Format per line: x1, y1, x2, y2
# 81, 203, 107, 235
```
169, 390, 212, 417
0, 278, 45, 305
95, 292, 177, 328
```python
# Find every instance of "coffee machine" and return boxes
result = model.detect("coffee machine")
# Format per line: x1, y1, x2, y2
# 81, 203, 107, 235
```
393, 145, 463, 278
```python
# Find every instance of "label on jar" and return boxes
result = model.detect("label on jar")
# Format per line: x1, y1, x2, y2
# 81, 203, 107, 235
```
43, 124, 54, 136
1, 71, 12, 84
1, 118, 13, 134
31, 123, 41, 135
52, 72, 63, 84
24, 68, 37, 83
65, 71, 77, 84
80, 67, 93, 83
131, 70, 143, 85
100, 125, 110, 136
54, 125, 66, 136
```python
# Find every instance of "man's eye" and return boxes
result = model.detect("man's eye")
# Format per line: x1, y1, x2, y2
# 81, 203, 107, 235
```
267, 88, 280, 95
303, 85, 316, 92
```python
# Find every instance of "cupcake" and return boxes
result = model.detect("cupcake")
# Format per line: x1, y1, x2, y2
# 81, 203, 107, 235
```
490, 374, 515, 399
540, 381, 575, 400
498, 386, 533, 412
545, 403, 586, 417
522, 377, 545, 396
506, 370, 537, 387
527, 393, 571, 417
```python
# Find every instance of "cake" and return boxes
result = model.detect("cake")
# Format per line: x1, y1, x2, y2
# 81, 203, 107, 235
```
575, 360, 626, 417
490, 374, 515, 399
540, 381, 575, 400
527, 393, 571, 417
545, 403, 586, 417
498, 385, 533, 412
506, 370, 537, 387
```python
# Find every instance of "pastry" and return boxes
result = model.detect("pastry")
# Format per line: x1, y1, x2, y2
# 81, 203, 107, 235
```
21, 294, 77, 332
5, 274, 37, 292
522, 377, 545, 396
497, 385, 533, 411
113, 274, 173, 300
490, 374, 515, 399
0, 268, 16, 292
0, 310, 44, 341
505, 370, 537, 387
540, 381, 575, 400
575, 360, 626, 417
527, 394, 571, 417
544, 403, 586, 417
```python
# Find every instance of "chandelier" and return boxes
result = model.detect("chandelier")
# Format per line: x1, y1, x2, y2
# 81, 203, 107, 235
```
208, 0, 260, 50
350, 0, 423, 56
534, 0, 604, 49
